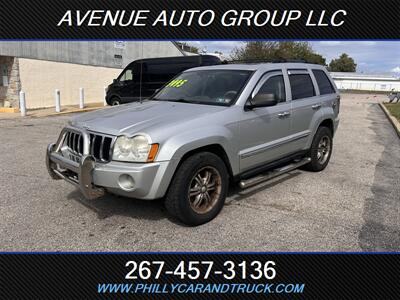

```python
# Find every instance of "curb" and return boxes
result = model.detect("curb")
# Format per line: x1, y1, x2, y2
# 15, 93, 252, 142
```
1, 105, 107, 117
36, 106, 106, 117
379, 103, 400, 139
0, 107, 19, 113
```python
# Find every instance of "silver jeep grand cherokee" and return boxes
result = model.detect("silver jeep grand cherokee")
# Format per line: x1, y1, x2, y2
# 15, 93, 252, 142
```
47, 63, 340, 225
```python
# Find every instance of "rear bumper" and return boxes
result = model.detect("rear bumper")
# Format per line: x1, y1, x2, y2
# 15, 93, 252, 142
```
46, 143, 176, 200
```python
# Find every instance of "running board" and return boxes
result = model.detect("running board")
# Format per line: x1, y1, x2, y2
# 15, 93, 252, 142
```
239, 157, 311, 189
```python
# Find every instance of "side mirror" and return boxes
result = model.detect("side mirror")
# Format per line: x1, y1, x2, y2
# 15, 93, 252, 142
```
114, 79, 125, 86
247, 93, 277, 109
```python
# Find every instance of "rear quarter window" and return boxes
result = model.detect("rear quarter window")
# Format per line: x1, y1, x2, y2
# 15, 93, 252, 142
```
312, 69, 335, 95
289, 74, 315, 100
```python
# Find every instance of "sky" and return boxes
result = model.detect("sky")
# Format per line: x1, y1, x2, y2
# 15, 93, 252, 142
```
185, 41, 400, 74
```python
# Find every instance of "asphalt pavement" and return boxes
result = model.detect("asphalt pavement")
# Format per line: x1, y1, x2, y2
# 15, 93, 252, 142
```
0, 93, 399, 251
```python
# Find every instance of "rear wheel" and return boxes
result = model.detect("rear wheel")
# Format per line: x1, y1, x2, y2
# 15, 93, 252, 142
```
165, 152, 228, 226
303, 126, 333, 172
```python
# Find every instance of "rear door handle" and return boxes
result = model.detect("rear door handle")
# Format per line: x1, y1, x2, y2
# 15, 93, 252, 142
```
312, 104, 321, 110
278, 111, 291, 118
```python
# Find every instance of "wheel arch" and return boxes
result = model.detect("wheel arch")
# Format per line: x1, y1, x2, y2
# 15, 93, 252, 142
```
107, 94, 121, 105
157, 142, 235, 200
305, 114, 335, 150
175, 144, 234, 181
318, 118, 334, 136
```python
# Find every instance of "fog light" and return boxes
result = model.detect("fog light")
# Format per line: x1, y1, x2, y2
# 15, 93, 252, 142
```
118, 174, 135, 191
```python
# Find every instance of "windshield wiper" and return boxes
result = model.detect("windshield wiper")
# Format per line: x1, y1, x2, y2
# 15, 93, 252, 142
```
170, 98, 193, 103
151, 98, 194, 103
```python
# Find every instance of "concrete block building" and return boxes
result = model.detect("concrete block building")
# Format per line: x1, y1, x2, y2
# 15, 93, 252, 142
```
331, 72, 400, 92
0, 42, 184, 109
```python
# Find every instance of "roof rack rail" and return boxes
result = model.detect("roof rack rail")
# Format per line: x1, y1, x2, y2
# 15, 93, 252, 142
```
222, 59, 309, 64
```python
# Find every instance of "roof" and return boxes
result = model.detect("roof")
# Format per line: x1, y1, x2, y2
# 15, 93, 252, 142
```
128, 54, 220, 64
186, 62, 327, 72
0, 41, 184, 69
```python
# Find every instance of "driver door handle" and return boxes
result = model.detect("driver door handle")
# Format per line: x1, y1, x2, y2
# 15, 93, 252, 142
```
278, 111, 291, 118
312, 104, 322, 110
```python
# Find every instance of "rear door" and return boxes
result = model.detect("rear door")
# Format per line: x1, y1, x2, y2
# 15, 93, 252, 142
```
287, 69, 320, 151
311, 68, 339, 119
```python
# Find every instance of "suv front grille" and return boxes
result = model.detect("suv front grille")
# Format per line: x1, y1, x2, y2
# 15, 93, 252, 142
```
64, 130, 113, 162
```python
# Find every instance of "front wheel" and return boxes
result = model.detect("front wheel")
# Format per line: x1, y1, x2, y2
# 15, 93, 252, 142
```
303, 126, 333, 172
110, 97, 121, 106
165, 152, 228, 226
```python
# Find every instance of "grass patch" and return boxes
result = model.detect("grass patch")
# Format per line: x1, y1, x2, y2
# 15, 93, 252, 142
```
384, 103, 400, 122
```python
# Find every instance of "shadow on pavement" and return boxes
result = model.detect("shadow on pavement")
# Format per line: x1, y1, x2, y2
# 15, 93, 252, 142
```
358, 103, 400, 251
66, 170, 302, 225
67, 189, 167, 222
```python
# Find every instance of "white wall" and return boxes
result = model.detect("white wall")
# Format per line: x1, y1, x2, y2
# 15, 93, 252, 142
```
332, 79, 400, 92
19, 58, 120, 108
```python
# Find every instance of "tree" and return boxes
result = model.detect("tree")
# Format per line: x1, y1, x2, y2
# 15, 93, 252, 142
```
230, 41, 326, 65
328, 53, 357, 72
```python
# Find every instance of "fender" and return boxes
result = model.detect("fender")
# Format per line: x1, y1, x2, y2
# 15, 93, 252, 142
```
305, 106, 335, 149
106, 93, 121, 102
156, 125, 240, 176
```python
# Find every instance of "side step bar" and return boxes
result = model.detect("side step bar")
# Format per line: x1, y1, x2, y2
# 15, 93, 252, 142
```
239, 157, 311, 189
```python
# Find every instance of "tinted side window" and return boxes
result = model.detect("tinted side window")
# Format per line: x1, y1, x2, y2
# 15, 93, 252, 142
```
312, 69, 335, 95
258, 75, 286, 103
145, 62, 195, 83
289, 74, 315, 100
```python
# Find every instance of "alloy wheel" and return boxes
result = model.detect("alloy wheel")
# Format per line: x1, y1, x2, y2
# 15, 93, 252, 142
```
188, 166, 222, 214
317, 136, 331, 164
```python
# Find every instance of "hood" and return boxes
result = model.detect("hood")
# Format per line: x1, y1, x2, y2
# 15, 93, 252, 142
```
70, 100, 227, 136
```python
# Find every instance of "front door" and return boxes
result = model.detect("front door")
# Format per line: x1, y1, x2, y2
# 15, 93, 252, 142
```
239, 70, 292, 172
116, 68, 138, 103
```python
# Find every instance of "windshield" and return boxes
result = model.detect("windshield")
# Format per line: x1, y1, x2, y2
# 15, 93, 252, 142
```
151, 70, 252, 106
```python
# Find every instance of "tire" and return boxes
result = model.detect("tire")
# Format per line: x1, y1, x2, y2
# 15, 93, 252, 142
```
303, 126, 333, 172
110, 97, 121, 106
165, 152, 228, 226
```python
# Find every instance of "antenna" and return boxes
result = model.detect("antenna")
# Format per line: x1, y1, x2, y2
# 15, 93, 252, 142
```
139, 42, 143, 104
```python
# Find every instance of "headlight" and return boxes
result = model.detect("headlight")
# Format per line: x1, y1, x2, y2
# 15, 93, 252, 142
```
112, 135, 159, 162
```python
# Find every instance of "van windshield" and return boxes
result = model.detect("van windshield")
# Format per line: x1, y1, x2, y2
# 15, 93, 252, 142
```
151, 70, 252, 106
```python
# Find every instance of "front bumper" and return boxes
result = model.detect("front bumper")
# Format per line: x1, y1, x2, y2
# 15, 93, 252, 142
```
46, 142, 176, 200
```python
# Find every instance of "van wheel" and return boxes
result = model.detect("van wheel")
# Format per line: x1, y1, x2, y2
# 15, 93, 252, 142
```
303, 126, 333, 172
165, 152, 228, 226
110, 97, 121, 106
